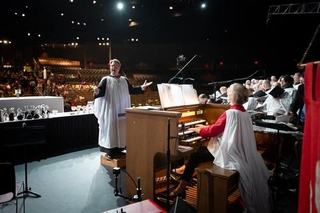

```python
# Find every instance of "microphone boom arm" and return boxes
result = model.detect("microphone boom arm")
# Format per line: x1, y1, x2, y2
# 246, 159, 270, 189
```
168, 54, 199, 83
207, 69, 264, 86
207, 69, 265, 102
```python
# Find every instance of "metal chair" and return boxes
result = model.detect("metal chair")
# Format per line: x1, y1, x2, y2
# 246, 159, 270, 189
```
0, 162, 25, 213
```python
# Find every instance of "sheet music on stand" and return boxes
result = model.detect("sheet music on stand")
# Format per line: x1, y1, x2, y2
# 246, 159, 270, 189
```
157, 83, 199, 108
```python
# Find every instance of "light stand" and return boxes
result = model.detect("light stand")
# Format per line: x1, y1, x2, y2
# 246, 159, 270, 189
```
168, 54, 200, 84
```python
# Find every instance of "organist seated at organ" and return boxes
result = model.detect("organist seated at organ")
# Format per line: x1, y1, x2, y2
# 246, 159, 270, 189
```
170, 83, 271, 213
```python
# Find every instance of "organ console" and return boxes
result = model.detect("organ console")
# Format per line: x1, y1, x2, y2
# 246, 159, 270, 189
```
125, 103, 230, 208
125, 103, 300, 212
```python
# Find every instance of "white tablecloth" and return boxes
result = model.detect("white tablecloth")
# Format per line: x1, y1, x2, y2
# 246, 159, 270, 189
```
0, 96, 64, 112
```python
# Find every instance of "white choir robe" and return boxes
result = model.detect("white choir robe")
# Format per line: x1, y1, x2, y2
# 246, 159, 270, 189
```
94, 76, 131, 149
264, 91, 292, 116
207, 109, 271, 213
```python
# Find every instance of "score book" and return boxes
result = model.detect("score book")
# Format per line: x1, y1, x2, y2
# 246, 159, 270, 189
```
157, 83, 200, 109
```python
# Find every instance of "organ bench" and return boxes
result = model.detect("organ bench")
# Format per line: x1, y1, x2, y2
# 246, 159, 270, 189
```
196, 161, 240, 213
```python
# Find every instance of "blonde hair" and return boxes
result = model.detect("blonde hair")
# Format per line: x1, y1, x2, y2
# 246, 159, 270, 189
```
229, 83, 249, 105
109, 59, 121, 67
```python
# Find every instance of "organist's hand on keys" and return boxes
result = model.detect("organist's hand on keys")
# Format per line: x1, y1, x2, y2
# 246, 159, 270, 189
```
179, 123, 208, 145
188, 124, 207, 134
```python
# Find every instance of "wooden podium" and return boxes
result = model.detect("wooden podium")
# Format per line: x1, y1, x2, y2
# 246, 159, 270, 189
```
125, 108, 181, 200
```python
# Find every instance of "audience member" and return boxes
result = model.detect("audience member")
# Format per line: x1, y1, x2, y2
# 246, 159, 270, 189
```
216, 86, 228, 103
263, 85, 293, 116
198, 93, 209, 104
285, 72, 305, 127
244, 79, 251, 89
261, 79, 271, 91
292, 72, 302, 89
270, 75, 278, 87
279, 74, 296, 98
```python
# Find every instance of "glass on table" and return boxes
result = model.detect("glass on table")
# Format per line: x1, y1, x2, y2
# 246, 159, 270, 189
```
17, 108, 24, 120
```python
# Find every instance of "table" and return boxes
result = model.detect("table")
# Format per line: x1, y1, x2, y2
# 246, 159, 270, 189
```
0, 96, 64, 112
0, 112, 99, 164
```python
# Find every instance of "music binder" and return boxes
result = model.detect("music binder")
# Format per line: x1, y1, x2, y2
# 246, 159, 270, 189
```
267, 85, 285, 98
157, 83, 199, 108
253, 90, 267, 98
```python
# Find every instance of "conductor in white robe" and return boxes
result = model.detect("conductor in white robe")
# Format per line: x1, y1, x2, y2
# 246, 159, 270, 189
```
93, 59, 152, 158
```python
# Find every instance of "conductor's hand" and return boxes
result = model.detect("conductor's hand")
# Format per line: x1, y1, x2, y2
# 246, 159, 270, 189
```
141, 80, 153, 90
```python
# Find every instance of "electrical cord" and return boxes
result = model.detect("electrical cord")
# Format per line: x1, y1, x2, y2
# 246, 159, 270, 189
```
113, 167, 141, 202
119, 168, 138, 188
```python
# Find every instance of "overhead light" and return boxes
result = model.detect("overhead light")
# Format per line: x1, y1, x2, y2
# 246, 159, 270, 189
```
117, 2, 124, 10
200, 3, 206, 9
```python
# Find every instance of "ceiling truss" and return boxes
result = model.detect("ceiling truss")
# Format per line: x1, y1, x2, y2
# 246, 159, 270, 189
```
268, 2, 320, 15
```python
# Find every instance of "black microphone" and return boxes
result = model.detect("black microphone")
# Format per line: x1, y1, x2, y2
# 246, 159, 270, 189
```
197, 54, 202, 57
178, 54, 186, 61
137, 177, 142, 201
263, 70, 266, 79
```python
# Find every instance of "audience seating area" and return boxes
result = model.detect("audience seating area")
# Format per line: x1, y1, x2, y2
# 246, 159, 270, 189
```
1, 67, 162, 107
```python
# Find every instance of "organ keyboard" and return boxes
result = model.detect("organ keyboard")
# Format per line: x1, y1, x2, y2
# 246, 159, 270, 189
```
180, 135, 207, 145
178, 119, 207, 129
178, 119, 208, 146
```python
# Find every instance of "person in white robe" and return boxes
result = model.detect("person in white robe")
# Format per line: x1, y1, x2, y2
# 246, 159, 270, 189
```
263, 88, 292, 116
170, 83, 271, 213
93, 59, 152, 158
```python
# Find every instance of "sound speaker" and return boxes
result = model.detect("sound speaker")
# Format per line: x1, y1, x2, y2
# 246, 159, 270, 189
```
169, 197, 195, 213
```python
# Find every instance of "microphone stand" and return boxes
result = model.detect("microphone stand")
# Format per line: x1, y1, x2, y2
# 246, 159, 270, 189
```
168, 54, 199, 84
166, 118, 171, 211
113, 167, 142, 202
166, 118, 179, 211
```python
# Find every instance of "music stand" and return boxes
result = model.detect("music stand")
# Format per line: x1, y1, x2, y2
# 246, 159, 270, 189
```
3, 122, 46, 198
253, 119, 299, 179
